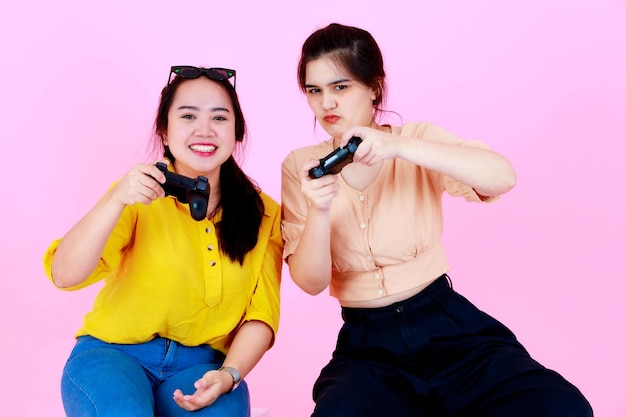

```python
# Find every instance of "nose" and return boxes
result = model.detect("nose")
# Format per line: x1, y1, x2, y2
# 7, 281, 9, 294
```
321, 91, 336, 110
195, 116, 214, 137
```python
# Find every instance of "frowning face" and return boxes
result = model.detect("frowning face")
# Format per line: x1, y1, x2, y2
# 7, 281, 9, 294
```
304, 57, 378, 139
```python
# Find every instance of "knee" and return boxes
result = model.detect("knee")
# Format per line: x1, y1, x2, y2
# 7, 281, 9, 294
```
564, 394, 594, 417
61, 371, 98, 417
546, 390, 594, 417
312, 392, 355, 417
312, 403, 357, 417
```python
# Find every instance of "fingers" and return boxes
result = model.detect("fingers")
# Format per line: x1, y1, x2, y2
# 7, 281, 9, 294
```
151, 160, 169, 184
173, 385, 216, 412
337, 128, 373, 165
173, 388, 209, 412
112, 162, 166, 206
129, 164, 165, 202
172, 371, 230, 412
299, 158, 323, 180
299, 159, 340, 211
342, 128, 397, 166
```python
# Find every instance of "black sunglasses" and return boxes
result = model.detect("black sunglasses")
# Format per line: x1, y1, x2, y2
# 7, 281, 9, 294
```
168, 66, 236, 89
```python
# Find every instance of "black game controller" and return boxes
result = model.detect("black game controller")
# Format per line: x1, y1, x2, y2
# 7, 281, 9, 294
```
309, 136, 363, 179
155, 162, 210, 221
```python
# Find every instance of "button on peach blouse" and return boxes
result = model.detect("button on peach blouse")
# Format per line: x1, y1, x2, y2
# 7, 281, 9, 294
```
281, 122, 497, 303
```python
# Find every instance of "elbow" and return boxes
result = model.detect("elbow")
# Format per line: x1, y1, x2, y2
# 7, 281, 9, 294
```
286, 250, 332, 296
294, 278, 328, 296
50, 262, 67, 288
287, 262, 329, 296
51, 273, 77, 289
491, 163, 517, 196
50, 261, 85, 289
302, 284, 327, 296
491, 155, 517, 194
497, 171, 516, 195
508, 173, 517, 191
51, 276, 71, 289
475, 170, 516, 198
502, 167, 517, 193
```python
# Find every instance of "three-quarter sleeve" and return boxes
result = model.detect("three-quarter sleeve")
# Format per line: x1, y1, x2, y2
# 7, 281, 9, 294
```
42, 199, 136, 291
242, 197, 283, 342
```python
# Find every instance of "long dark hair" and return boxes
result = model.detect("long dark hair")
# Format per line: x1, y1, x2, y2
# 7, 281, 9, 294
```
297, 23, 388, 118
153, 74, 264, 265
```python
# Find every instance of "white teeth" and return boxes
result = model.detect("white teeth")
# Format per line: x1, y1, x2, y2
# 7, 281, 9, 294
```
190, 144, 216, 152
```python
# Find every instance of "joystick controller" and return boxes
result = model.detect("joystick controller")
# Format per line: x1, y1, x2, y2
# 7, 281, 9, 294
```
309, 136, 362, 179
155, 162, 210, 221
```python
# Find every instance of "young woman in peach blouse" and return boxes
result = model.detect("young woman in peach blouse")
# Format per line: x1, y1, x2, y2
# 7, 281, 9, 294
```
281, 23, 592, 417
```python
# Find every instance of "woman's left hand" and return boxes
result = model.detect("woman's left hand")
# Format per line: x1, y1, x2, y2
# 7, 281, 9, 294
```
172, 369, 233, 411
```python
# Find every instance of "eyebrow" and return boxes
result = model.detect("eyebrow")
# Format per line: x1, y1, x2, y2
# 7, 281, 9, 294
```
176, 105, 231, 112
304, 78, 350, 89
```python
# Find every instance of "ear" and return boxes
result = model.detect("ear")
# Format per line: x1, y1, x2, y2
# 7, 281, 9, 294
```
162, 134, 168, 146
371, 79, 382, 103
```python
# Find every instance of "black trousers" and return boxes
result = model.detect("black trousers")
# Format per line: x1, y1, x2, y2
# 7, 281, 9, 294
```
312, 275, 593, 417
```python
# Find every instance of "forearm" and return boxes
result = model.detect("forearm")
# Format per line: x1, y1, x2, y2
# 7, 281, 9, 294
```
51, 189, 126, 288
398, 137, 516, 196
222, 320, 274, 379
287, 209, 333, 295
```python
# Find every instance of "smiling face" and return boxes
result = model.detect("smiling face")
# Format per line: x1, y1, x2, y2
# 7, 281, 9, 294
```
304, 57, 378, 139
163, 77, 237, 180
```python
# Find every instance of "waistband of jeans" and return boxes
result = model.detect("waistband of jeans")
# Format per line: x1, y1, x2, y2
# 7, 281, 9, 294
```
341, 274, 452, 322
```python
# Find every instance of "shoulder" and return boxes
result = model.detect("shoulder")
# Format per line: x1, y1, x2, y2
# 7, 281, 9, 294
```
394, 122, 461, 142
281, 138, 334, 167
258, 191, 280, 215
401, 122, 493, 150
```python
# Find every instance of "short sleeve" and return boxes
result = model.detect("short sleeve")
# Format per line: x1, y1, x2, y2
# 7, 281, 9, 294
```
280, 150, 309, 259
241, 195, 283, 344
443, 140, 500, 203
414, 123, 500, 203
42, 199, 137, 291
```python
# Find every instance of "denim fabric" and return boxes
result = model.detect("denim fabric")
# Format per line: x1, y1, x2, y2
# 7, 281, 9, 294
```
61, 335, 250, 417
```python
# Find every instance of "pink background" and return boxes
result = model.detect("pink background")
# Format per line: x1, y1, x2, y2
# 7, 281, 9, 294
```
1, 1, 624, 416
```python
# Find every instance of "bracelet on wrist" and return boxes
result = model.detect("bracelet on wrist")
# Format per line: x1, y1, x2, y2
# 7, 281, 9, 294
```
218, 366, 241, 392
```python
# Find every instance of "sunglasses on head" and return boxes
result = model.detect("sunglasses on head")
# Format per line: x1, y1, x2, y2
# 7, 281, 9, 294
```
168, 66, 236, 89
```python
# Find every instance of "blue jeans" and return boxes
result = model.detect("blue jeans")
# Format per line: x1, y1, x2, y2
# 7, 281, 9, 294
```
61, 335, 250, 417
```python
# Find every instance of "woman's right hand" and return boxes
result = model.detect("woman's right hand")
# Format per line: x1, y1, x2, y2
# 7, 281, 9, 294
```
110, 162, 167, 207
51, 161, 167, 288
286, 158, 337, 295
299, 159, 340, 212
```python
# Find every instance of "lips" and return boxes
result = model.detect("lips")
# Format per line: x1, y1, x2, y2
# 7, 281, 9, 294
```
323, 114, 339, 123
189, 144, 217, 153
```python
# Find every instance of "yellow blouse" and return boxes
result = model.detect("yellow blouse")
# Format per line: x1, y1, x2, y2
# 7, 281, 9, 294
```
43, 189, 283, 354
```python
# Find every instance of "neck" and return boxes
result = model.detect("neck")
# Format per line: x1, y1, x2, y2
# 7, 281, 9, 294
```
206, 183, 221, 220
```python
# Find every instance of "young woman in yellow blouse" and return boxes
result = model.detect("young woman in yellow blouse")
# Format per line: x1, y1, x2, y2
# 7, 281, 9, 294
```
281, 23, 592, 417
44, 66, 282, 417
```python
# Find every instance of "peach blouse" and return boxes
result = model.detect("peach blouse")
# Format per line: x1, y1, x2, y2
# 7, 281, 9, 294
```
281, 122, 496, 303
